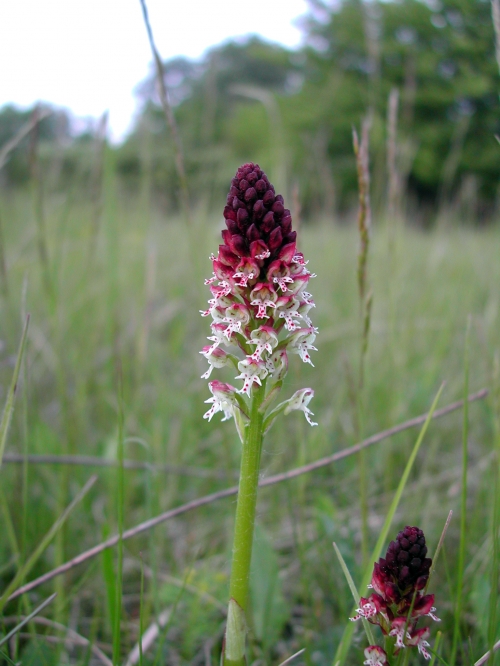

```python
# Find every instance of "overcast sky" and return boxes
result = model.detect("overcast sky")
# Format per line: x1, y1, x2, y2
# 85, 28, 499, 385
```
0, 0, 308, 141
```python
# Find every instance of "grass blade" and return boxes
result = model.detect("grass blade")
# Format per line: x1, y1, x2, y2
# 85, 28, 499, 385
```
112, 369, 125, 666
334, 382, 445, 665
0, 314, 30, 467
425, 510, 452, 594
451, 320, 470, 665
0, 592, 56, 648
278, 648, 306, 666
0, 474, 97, 614
333, 542, 376, 646
7, 388, 483, 603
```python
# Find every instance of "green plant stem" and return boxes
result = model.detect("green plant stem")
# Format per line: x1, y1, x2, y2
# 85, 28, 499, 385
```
224, 382, 266, 666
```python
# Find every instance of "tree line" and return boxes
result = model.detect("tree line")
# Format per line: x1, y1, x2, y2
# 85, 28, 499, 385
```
1, 0, 498, 222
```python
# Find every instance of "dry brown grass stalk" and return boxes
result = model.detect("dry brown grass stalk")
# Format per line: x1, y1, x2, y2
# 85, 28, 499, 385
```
7, 388, 488, 603
353, 121, 371, 306
28, 105, 53, 300
1, 452, 237, 479
492, 0, 500, 74
88, 111, 108, 258
0, 109, 52, 172
1, 615, 112, 666
386, 88, 400, 223
139, 0, 191, 227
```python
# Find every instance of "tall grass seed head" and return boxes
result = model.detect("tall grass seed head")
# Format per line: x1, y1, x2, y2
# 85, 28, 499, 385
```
201, 163, 317, 420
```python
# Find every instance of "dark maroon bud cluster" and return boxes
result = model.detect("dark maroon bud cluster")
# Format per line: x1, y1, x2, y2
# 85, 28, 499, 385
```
350, 526, 440, 661
221, 163, 296, 278
383, 526, 431, 592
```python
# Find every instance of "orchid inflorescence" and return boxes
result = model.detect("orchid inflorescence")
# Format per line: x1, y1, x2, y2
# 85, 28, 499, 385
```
201, 162, 318, 431
352, 526, 440, 664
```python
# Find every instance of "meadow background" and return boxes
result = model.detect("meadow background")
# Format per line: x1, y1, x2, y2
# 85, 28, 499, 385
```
0, 0, 499, 664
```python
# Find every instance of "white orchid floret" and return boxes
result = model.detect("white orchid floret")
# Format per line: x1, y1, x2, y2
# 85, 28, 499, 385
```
276, 296, 302, 331
297, 298, 315, 322
248, 326, 279, 360
288, 273, 309, 296
300, 291, 315, 306
200, 346, 232, 379
363, 646, 388, 666
203, 381, 239, 422
223, 303, 251, 339
266, 259, 294, 292
235, 357, 269, 395
233, 258, 260, 288
210, 281, 232, 298
288, 327, 318, 366
284, 388, 317, 426
407, 628, 432, 661
389, 618, 411, 649
249, 283, 278, 319
206, 323, 230, 355
200, 293, 233, 318
265, 348, 288, 379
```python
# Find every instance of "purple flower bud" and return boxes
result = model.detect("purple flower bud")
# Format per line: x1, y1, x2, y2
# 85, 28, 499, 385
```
255, 179, 267, 193
261, 211, 275, 233
226, 219, 239, 235
253, 199, 265, 219
246, 224, 261, 242
219, 245, 239, 268
272, 201, 284, 216
281, 215, 292, 234
237, 207, 249, 226
263, 190, 275, 207
268, 227, 283, 251
244, 187, 257, 202
228, 234, 248, 257
224, 205, 237, 221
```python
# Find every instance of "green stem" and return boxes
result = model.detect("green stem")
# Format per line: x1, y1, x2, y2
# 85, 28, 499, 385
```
224, 382, 266, 666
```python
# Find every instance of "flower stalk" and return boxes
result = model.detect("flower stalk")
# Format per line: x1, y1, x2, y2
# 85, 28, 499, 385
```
200, 163, 318, 663
225, 383, 266, 665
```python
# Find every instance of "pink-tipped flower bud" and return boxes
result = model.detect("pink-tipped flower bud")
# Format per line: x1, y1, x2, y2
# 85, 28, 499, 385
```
283, 388, 317, 426
363, 646, 388, 666
203, 381, 239, 422
407, 627, 432, 660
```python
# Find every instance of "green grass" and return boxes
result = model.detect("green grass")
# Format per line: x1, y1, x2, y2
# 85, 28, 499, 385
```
0, 182, 499, 665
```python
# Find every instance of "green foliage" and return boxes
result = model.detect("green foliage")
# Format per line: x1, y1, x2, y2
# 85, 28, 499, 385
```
0, 81, 499, 662
115, 0, 498, 218
0, 104, 71, 185
250, 527, 289, 657
2, 0, 497, 218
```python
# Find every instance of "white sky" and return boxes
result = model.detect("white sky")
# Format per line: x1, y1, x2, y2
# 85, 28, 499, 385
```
0, 0, 308, 142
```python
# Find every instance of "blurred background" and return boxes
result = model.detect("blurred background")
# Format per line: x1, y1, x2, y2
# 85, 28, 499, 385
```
0, 1, 499, 665
1, 0, 498, 223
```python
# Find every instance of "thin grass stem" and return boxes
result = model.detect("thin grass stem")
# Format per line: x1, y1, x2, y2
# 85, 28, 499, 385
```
138, 0, 191, 228
112, 367, 125, 665
7, 388, 486, 603
450, 319, 470, 664
334, 383, 445, 665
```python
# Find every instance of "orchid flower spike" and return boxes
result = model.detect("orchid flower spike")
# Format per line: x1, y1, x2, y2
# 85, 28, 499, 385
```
200, 163, 318, 426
